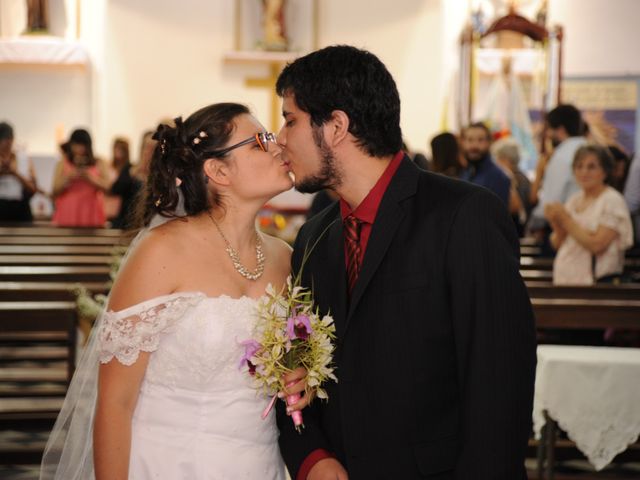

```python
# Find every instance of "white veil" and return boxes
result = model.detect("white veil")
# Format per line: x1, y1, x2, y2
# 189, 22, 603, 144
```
39, 196, 186, 479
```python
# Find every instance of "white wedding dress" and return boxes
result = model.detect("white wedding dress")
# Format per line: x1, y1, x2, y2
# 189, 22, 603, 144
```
97, 291, 286, 479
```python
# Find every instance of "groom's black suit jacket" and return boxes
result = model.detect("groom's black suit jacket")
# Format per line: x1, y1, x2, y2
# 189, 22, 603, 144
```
277, 157, 537, 479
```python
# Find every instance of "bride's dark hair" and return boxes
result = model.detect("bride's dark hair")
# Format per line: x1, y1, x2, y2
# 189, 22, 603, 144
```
134, 103, 250, 227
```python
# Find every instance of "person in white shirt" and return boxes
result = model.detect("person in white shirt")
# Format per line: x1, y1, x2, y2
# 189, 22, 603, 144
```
545, 144, 633, 285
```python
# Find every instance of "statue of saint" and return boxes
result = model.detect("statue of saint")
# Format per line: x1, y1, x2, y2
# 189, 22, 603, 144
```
261, 0, 287, 51
25, 0, 49, 33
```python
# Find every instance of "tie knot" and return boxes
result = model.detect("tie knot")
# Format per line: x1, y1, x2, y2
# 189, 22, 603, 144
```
344, 215, 362, 240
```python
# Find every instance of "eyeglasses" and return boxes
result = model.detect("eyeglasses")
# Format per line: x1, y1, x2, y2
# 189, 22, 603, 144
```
206, 132, 277, 157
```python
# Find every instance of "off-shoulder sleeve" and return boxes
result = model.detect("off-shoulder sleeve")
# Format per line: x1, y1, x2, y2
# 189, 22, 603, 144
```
598, 189, 634, 249
98, 293, 203, 366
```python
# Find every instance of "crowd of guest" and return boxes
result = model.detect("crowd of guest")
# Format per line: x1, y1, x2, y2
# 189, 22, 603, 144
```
368, 103, 637, 287
2, 103, 639, 289
0, 122, 156, 229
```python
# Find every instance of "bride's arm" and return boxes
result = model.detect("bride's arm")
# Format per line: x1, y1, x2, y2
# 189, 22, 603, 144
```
93, 228, 181, 479
94, 354, 150, 480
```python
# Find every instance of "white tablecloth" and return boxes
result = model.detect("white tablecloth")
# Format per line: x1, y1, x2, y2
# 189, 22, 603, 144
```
533, 345, 640, 470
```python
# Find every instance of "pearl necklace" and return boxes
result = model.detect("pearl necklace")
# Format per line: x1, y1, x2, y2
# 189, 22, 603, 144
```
207, 212, 265, 281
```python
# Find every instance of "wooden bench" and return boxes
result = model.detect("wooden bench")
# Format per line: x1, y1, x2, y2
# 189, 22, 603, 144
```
0, 301, 77, 441
0, 266, 112, 283
0, 236, 128, 246
520, 256, 640, 271
520, 270, 553, 281
527, 281, 640, 301
0, 281, 110, 301
520, 246, 542, 257
0, 255, 113, 266
0, 245, 116, 255
532, 298, 640, 330
0, 226, 123, 237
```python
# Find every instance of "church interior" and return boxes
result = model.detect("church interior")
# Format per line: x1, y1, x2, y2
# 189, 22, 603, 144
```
0, 0, 639, 478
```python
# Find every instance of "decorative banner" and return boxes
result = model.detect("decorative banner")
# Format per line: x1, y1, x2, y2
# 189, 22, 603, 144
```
561, 77, 640, 154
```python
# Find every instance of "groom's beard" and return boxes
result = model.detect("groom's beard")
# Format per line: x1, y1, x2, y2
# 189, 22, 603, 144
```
295, 126, 341, 194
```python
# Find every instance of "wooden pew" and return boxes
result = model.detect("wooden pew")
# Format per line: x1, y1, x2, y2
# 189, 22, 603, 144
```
0, 301, 77, 423
0, 226, 123, 237
520, 270, 553, 281
526, 281, 640, 301
0, 281, 110, 301
0, 236, 127, 246
520, 256, 640, 271
0, 266, 111, 283
520, 246, 542, 257
0, 255, 112, 266
0, 245, 115, 255
532, 298, 640, 330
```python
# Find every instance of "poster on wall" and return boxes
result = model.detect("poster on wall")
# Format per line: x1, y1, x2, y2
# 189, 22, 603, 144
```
561, 76, 640, 155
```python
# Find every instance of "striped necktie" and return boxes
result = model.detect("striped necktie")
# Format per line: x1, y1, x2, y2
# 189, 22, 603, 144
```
344, 215, 362, 293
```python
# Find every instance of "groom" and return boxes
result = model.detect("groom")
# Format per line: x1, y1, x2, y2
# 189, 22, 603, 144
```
275, 45, 536, 480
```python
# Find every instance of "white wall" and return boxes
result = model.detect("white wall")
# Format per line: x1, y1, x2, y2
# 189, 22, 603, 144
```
548, 0, 640, 76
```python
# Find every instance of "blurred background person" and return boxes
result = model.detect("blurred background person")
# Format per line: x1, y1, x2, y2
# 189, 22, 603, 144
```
51, 128, 110, 227
0, 121, 37, 222
493, 137, 532, 237
460, 122, 521, 220
529, 104, 587, 253
430, 131, 464, 178
545, 144, 633, 285
402, 140, 429, 170
108, 137, 142, 229
132, 130, 156, 183
607, 145, 631, 193
624, 152, 640, 246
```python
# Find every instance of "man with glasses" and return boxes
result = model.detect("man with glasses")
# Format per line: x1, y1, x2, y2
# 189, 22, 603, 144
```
275, 45, 536, 480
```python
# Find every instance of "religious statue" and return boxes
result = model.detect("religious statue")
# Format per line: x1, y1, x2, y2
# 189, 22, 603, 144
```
260, 0, 288, 51
25, 0, 49, 33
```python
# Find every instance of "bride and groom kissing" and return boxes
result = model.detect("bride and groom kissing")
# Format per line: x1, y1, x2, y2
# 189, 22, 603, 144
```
41, 45, 536, 480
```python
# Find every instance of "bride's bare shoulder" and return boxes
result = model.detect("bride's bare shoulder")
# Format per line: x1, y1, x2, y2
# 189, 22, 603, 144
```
109, 219, 195, 309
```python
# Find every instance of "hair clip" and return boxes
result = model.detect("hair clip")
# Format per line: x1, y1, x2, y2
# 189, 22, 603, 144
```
155, 197, 161, 207
160, 139, 167, 154
192, 131, 208, 145
175, 177, 182, 187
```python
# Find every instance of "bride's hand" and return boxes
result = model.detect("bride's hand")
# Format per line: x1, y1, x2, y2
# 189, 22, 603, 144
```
279, 367, 315, 413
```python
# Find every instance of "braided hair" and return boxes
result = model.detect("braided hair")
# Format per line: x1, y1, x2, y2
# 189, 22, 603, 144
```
134, 103, 250, 227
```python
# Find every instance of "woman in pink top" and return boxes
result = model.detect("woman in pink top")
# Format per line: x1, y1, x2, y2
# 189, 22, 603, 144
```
545, 144, 633, 285
52, 129, 110, 227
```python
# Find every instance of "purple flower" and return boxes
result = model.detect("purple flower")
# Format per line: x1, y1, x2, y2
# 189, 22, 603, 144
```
286, 313, 313, 341
239, 339, 261, 375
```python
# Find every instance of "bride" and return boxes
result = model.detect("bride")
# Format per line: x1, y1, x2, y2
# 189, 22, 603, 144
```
40, 103, 308, 479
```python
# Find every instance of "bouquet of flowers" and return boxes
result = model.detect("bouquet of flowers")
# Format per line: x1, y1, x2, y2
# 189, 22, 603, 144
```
240, 274, 337, 433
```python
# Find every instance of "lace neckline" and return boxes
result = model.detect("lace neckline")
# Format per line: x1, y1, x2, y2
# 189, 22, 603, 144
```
106, 291, 266, 316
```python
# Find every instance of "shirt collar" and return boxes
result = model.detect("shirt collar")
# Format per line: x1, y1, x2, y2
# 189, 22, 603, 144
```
340, 150, 404, 223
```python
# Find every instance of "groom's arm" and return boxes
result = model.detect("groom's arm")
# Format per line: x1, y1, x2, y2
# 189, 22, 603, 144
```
446, 189, 536, 479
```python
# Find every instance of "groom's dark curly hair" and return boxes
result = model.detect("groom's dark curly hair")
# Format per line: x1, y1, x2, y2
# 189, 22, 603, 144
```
276, 45, 403, 158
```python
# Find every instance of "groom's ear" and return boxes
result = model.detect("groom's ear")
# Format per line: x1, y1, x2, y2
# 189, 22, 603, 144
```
203, 158, 231, 187
325, 110, 350, 147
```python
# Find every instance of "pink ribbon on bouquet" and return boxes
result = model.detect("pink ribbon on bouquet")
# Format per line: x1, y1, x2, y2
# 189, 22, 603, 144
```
261, 382, 304, 433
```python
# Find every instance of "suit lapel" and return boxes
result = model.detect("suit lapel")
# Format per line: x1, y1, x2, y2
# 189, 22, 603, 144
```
310, 210, 348, 339
344, 157, 419, 333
